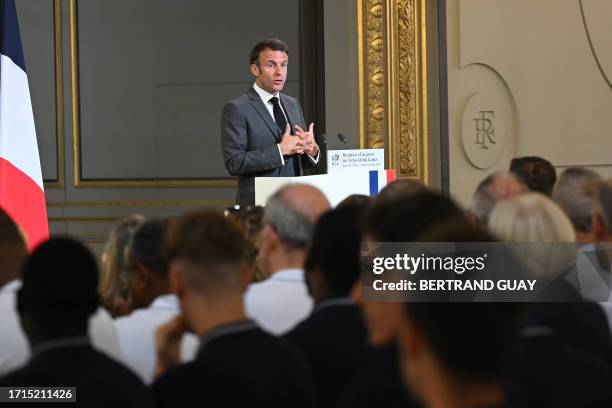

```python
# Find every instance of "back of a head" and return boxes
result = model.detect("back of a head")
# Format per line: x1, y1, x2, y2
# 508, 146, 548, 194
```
403, 302, 523, 382
469, 171, 527, 227
165, 210, 247, 294
264, 184, 330, 249
227, 206, 265, 280
489, 193, 575, 243
126, 218, 169, 277
510, 156, 557, 196
99, 214, 146, 311
336, 194, 372, 209
0, 208, 28, 286
376, 179, 427, 204
18, 237, 99, 331
552, 167, 603, 233
488, 193, 575, 278
305, 204, 367, 298
364, 190, 469, 242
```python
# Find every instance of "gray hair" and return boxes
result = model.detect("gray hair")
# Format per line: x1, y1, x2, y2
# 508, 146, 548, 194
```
263, 187, 315, 249
596, 180, 612, 232
552, 167, 603, 233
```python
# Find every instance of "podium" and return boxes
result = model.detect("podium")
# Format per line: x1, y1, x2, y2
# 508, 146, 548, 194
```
255, 169, 396, 207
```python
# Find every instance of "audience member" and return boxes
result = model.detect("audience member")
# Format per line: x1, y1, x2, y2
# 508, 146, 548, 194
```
0, 211, 121, 377
285, 203, 371, 408
488, 193, 612, 366
488, 193, 576, 281
341, 190, 471, 408
115, 219, 198, 383
397, 302, 523, 408
588, 180, 612, 321
509, 155, 557, 196
0, 210, 30, 375
468, 171, 527, 227
336, 193, 371, 209
375, 179, 427, 204
152, 210, 315, 408
226, 205, 266, 281
0, 238, 153, 407
244, 184, 330, 334
552, 167, 603, 244
570, 179, 612, 302
99, 214, 146, 317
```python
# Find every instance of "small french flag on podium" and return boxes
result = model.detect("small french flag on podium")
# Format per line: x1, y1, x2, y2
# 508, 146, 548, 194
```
368, 169, 396, 197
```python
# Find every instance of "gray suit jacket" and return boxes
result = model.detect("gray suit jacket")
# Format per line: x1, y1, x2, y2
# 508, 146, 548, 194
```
221, 87, 312, 206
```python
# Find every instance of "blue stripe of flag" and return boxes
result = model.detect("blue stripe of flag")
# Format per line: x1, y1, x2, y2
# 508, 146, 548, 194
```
1, 0, 26, 72
369, 170, 378, 197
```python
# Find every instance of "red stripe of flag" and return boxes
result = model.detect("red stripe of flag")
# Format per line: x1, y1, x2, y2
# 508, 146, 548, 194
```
386, 169, 396, 184
0, 158, 48, 250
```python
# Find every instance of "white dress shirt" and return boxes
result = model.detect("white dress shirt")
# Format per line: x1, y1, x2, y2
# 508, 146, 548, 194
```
244, 268, 313, 335
0, 279, 122, 377
252, 82, 320, 165
115, 294, 199, 384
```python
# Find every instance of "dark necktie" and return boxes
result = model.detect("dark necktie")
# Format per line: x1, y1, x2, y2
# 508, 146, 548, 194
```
270, 96, 300, 175
270, 97, 287, 135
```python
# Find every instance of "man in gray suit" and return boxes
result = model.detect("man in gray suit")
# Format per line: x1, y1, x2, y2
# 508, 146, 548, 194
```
221, 39, 320, 207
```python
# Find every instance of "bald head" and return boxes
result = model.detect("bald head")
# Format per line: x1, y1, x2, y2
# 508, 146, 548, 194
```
264, 184, 330, 249
469, 172, 527, 227
279, 184, 330, 222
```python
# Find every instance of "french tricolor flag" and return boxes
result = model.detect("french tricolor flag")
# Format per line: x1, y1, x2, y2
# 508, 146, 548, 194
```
369, 169, 396, 197
0, 0, 48, 249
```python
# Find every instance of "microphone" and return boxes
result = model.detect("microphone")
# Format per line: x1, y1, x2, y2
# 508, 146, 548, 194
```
337, 132, 348, 148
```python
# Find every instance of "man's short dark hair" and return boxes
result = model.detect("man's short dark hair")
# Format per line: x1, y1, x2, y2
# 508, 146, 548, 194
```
126, 219, 169, 277
249, 38, 289, 65
17, 238, 99, 330
305, 203, 366, 297
404, 302, 523, 382
376, 179, 427, 204
165, 210, 246, 291
510, 156, 557, 196
364, 190, 469, 242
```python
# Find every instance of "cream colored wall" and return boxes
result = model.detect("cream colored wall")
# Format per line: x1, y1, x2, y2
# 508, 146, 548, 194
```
447, 0, 612, 206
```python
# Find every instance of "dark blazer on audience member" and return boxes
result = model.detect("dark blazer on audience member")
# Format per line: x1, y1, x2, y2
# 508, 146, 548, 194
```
285, 301, 372, 408
527, 301, 612, 368
511, 331, 612, 408
152, 320, 315, 408
338, 344, 422, 408
0, 341, 153, 408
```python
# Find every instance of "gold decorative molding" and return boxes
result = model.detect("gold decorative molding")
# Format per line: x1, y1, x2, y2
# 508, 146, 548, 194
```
43, 0, 65, 189
68, 0, 236, 188
46, 199, 233, 208
358, 0, 428, 182
359, 0, 386, 150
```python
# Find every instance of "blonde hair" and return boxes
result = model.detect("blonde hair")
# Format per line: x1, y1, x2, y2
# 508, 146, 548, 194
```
99, 214, 146, 315
488, 193, 575, 277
